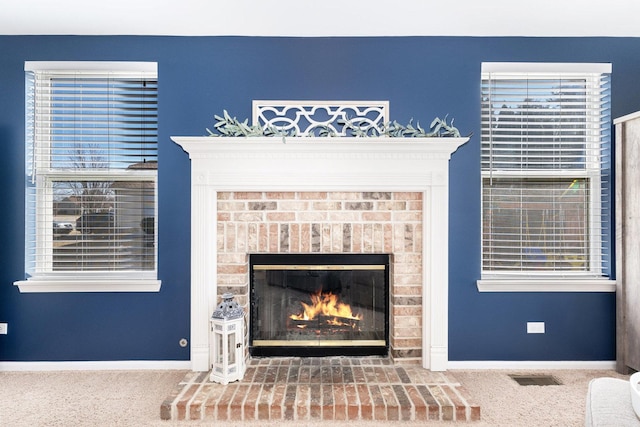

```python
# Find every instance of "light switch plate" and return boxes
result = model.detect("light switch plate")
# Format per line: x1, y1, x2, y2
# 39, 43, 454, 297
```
527, 322, 545, 334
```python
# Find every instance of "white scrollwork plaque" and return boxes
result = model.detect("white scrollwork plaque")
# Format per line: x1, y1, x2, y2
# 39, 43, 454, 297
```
252, 100, 389, 136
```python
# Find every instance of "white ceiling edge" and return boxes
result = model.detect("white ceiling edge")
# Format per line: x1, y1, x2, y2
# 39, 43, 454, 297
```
2, 0, 640, 37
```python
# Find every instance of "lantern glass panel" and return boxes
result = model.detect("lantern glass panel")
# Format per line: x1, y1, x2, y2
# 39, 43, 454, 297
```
228, 333, 236, 365
215, 333, 223, 364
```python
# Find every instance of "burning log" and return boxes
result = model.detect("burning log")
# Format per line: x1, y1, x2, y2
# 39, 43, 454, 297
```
288, 314, 361, 331
289, 291, 362, 332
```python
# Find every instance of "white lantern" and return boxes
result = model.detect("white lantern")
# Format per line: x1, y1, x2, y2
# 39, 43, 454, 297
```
209, 293, 246, 384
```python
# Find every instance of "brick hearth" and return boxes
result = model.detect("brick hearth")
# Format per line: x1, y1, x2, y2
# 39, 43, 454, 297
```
161, 357, 481, 422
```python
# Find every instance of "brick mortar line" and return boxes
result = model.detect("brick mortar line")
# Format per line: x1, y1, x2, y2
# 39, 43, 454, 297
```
194, 379, 465, 388
187, 383, 214, 421
170, 372, 207, 420
447, 382, 481, 421
187, 373, 210, 419
229, 381, 461, 387
232, 384, 252, 421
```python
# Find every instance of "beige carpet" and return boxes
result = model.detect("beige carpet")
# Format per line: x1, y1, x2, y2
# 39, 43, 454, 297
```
0, 368, 629, 426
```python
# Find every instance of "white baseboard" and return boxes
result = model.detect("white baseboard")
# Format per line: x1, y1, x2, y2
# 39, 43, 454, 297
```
0, 360, 192, 372
0, 359, 617, 372
447, 360, 617, 370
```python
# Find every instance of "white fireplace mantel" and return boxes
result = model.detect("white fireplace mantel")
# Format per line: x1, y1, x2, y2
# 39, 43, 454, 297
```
172, 136, 468, 371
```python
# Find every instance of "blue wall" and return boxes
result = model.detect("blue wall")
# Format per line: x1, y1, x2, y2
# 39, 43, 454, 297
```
1, 35, 635, 362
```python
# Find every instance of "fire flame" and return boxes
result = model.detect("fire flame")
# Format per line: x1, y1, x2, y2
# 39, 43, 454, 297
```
290, 291, 361, 328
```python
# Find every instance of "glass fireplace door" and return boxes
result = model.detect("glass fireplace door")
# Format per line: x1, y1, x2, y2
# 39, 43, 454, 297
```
249, 254, 389, 357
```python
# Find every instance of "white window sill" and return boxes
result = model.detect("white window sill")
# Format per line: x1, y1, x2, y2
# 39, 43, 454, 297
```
14, 278, 161, 293
477, 278, 616, 292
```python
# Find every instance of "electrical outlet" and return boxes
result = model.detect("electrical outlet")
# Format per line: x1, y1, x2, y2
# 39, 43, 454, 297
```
527, 321, 545, 334
0, 323, 7, 335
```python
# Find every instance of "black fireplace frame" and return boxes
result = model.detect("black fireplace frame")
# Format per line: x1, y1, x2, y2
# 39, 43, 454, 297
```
249, 253, 390, 357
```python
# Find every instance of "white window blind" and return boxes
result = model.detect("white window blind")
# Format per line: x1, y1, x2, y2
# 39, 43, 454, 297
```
23, 62, 158, 283
481, 63, 611, 277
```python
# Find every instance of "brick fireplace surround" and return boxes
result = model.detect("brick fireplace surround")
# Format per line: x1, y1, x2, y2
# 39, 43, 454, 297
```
221, 190, 421, 360
172, 136, 468, 372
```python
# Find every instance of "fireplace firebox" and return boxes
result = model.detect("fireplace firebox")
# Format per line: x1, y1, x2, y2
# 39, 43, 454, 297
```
249, 253, 389, 357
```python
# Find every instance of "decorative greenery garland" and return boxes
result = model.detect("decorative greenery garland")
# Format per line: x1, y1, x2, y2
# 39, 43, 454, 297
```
206, 110, 462, 138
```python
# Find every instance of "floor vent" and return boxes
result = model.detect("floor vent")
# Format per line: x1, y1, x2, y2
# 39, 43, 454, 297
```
509, 374, 562, 386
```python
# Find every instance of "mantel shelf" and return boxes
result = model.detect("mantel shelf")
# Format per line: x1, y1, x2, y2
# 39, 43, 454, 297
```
171, 136, 469, 192
172, 136, 468, 155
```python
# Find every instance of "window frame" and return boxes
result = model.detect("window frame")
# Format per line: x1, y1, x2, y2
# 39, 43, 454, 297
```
477, 62, 615, 292
14, 61, 161, 293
